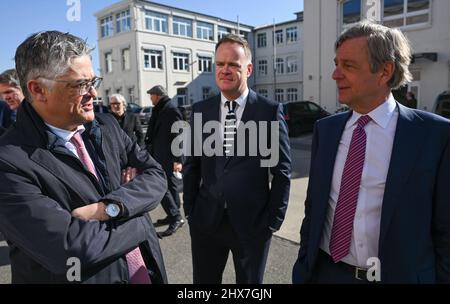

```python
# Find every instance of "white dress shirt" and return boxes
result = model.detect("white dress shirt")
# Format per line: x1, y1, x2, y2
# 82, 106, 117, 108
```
220, 89, 249, 141
320, 94, 398, 267
45, 123, 88, 160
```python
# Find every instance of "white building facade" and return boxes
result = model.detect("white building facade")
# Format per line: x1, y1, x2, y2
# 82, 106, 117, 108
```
253, 13, 304, 103
303, 0, 450, 113
95, 0, 253, 107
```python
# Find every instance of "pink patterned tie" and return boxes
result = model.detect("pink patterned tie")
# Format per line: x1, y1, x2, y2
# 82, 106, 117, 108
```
70, 131, 151, 284
329, 115, 371, 263
70, 132, 98, 179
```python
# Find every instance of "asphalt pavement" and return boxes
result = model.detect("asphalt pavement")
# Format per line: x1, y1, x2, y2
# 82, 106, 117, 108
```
0, 134, 313, 284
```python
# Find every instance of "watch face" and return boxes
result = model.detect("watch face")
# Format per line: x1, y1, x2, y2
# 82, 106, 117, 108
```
106, 204, 120, 217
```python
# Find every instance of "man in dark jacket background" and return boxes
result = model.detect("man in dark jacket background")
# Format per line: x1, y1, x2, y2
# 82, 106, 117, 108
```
145, 85, 185, 237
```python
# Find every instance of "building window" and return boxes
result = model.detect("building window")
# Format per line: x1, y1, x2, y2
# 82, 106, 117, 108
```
173, 16, 193, 37
177, 88, 187, 105
144, 49, 163, 70
286, 56, 298, 74
128, 87, 135, 103
218, 26, 231, 40
145, 11, 168, 33
198, 56, 212, 73
276, 58, 284, 74
275, 89, 284, 102
202, 87, 212, 99
258, 89, 268, 98
257, 33, 267, 48
240, 31, 249, 41
116, 88, 122, 94
286, 27, 298, 43
122, 48, 131, 71
343, 0, 361, 26
275, 29, 283, 44
197, 21, 214, 41
287, 88, 298, 102
105, 52, 113, 73
258, 60, 268, 76
101, 16, 114, 37
383, 0, 431, 28
116, 10, 131, 33
173, 52, 190, 71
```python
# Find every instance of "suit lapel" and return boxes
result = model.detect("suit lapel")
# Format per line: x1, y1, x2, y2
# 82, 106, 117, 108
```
312, 112, 352, 233
30, 148, 101, 208
378, 104, 425, 252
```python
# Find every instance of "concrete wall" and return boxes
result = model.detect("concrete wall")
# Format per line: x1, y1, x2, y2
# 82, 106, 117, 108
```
253, 20, 303, 101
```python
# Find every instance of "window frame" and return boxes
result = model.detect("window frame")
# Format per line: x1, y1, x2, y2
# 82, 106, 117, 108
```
286, 27, 298, 43
101, 16, 114, 38
173, 16, 193, 38
257, 33, 267, 48
143, 49, 163, 70
173, 52, 190, 72
198, 56, 212, 73
116, 10, 131, 33
197, 21, 214, 41
145, 10, 168, 33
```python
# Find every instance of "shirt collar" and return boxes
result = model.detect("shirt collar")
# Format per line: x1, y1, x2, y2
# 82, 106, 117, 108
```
346, 93, 397, 129
45, 123, 86, 142
220, 88, 249, 110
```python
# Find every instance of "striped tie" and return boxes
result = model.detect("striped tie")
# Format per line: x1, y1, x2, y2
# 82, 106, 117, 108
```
329, 115, 371, 263
223, 100, 237, 156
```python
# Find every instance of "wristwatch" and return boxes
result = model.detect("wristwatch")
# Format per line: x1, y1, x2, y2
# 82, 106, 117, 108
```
105, 203, 121, 218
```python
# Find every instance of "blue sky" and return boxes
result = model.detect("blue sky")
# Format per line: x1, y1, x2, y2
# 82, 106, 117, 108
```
1, 0, 303, 74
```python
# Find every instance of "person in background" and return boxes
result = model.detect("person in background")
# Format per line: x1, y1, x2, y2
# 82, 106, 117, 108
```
145, 85, 185, 238
0, 69, 25, 123
109, 93, 143, 147
0, 100, 12, 134
405, 91, 417, 109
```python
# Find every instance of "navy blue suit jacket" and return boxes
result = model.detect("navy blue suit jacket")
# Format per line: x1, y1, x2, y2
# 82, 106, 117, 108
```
183, 90, 291, 240
293, 103, 450, 283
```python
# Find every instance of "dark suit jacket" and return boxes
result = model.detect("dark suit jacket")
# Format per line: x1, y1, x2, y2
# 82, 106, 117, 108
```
114, 112, 143, 147
183, 90, 291, 240
0, 100, 12, 129
0, 101, 168, 284
145, 96, 183, 173
293, 103, 450, 283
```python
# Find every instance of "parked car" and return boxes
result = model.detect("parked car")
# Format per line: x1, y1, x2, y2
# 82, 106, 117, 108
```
126, 102, 142, 114
178, 104, 192, 121
283, 101, 330, 137
139, 106, 152, 125
434, 91, 450, 119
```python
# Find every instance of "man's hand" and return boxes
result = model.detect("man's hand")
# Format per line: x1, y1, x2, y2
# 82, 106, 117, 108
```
173, 162, 182, 172
121, 167, 137, 184
72, 202, 109, 221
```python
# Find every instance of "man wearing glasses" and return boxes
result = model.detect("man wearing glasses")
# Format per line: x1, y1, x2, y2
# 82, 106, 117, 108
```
0, 31, 168, 284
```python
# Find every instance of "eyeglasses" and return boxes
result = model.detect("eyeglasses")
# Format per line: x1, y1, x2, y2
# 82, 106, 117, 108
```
40, 76, 103, 96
